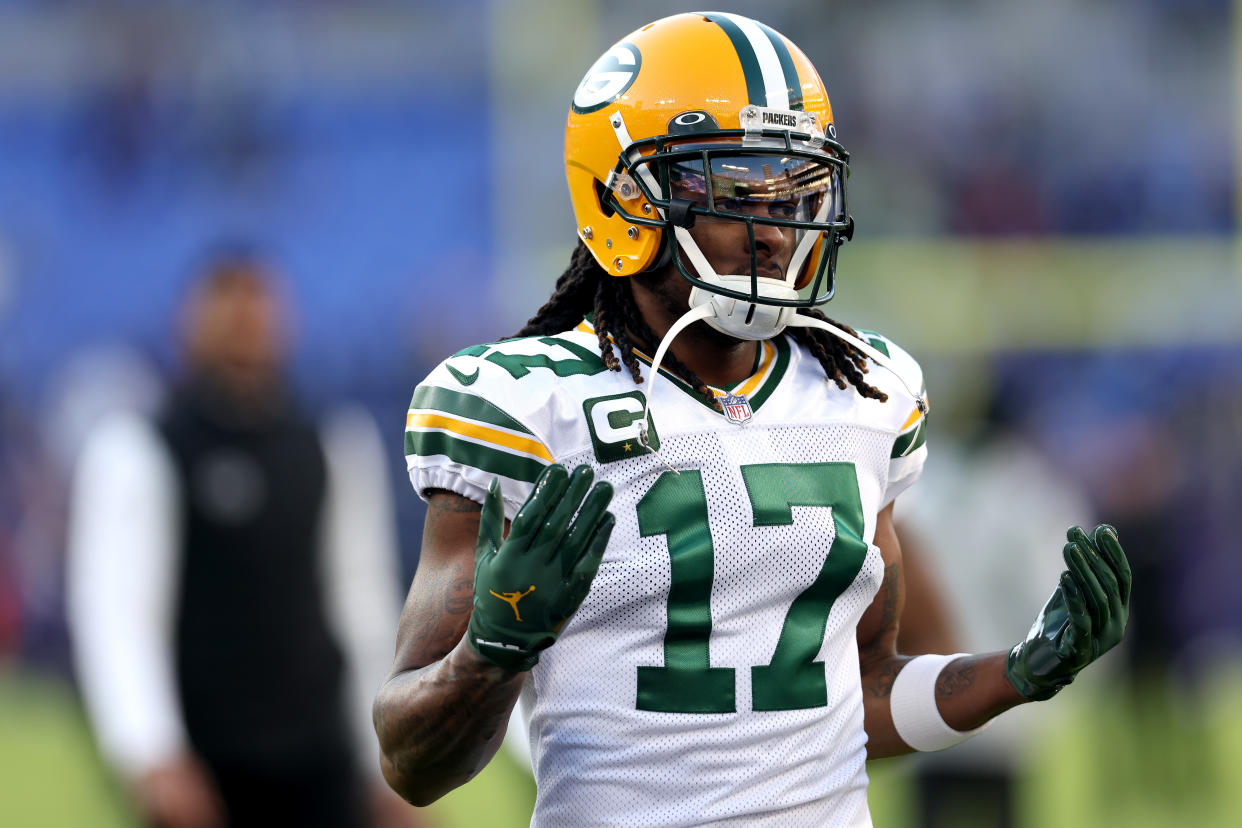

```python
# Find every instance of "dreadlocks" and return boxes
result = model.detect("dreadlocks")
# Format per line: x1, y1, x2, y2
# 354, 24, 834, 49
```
515, 240, 888, 407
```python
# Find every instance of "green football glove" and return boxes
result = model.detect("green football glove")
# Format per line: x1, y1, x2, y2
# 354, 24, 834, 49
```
1006, 524, 1132, 701
466, 463, 615, 671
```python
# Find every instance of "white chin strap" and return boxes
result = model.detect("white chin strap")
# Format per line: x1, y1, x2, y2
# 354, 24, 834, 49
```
786, 313, 930, 411
635, 294, 928, 461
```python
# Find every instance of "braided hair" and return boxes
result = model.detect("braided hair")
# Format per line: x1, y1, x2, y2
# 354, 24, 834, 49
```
515, 240, 888, 407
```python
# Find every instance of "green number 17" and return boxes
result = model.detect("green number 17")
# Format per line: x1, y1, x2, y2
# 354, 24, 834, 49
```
635, 462, 867, 714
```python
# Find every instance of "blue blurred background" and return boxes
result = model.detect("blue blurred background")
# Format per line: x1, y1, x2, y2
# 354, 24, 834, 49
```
0, 1, 1238, 826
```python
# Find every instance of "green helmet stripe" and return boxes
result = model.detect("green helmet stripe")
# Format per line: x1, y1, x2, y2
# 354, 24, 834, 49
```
755, 21, 803, 111
702, 12, 768, 106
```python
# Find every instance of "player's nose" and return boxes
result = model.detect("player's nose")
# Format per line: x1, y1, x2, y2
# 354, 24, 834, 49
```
751, 220, 790, 261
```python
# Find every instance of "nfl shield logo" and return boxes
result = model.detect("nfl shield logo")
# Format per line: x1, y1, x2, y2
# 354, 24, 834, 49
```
721, 393, 752, 425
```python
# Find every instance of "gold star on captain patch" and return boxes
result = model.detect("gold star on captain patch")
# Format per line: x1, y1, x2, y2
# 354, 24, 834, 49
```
623, 442, 632, 452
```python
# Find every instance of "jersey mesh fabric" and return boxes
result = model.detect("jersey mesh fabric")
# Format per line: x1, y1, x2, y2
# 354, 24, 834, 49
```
525, 419, 893, 828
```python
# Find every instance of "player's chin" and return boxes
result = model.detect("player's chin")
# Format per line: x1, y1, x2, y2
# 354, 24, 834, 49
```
689, 317, 752, 348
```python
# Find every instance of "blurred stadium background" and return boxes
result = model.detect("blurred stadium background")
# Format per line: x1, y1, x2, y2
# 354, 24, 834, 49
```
0, 0, 1238, 826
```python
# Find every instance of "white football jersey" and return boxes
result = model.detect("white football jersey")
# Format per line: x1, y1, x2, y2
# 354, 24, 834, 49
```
405, 319, 927, 828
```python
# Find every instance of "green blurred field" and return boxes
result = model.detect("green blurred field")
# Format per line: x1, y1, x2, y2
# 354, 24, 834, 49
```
6, 662, 1242, 828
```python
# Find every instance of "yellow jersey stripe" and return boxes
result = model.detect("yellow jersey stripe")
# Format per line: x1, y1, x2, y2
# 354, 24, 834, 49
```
734, 341, 775, 396
406, 412, 554, 462
899, 393, 931, 432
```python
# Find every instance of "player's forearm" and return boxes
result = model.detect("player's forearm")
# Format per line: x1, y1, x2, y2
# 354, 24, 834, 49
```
861, 651, 1026, 758
372, 639, 524, 806
932, 652, 1027, 730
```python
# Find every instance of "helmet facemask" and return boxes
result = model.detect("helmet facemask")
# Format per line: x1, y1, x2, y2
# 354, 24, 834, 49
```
602, 110, 853, 341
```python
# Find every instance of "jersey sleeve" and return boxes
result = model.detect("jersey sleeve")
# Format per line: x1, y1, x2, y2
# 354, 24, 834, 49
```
404, 348, 556, 519
857, 330, 929, 508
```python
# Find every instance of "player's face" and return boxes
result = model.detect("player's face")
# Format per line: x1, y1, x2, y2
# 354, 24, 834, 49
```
634, 149, 841, 344
638, 216, 795, 350
644, 193, 795, 325
680, 210, 796, 282
186, 269, 286, 392
663, 149, 837, 282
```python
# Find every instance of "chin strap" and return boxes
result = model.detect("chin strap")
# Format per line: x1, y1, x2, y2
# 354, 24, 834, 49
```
634, 303, 715, 473
634, 305, 928, 467
785, 314, 929, 414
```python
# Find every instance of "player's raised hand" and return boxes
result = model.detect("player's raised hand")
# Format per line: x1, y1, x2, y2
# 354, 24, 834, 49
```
1005, 524, 1132, 701
467, 464, 615, 671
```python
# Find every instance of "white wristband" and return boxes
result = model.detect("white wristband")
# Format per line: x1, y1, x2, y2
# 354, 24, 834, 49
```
889, 653, 990, 751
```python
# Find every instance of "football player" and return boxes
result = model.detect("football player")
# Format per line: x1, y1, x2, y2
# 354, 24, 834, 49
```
374, 12, 1130, 827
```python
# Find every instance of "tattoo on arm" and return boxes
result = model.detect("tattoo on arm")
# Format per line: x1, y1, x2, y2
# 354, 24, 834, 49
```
861, 562, 906, 699
870, 659, 904, 699
935, 659, 977, 697
399, 565, 474, 662
374, 488, 525, 802
375, 650, 522, 797
878, 562, 900, 633
396, 489, 482, 661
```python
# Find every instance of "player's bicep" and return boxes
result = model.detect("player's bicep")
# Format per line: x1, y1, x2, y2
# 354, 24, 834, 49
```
856, 502, 904, 671
390, 490, 491, 673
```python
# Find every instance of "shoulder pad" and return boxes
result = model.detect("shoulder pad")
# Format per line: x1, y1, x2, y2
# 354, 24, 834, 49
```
406, 331, 610, 488
853, 328, 928, 458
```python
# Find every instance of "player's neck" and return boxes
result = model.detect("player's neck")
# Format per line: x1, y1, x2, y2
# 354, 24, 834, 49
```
630, 297, 757, 388
667, 327, 758, 389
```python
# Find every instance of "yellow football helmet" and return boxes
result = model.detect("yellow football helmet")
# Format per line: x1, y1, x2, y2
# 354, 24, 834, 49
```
564, 11, 853, 340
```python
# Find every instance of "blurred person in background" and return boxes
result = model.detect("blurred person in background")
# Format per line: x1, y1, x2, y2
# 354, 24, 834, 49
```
67, 250, 414, 828
0, 393, 33, 661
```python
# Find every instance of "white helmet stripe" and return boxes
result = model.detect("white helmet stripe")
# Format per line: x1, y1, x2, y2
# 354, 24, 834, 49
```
719, 13, 790, 110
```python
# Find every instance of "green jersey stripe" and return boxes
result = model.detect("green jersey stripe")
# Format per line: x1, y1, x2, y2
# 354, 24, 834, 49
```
853, 329, 891, 358
891, 418, 928, 458
405, 430, 547, 483
409, 385, 532, 435
746, 335, 791, 410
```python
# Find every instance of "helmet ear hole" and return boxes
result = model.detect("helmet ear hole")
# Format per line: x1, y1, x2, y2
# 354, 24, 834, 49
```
593, 180, 616, 219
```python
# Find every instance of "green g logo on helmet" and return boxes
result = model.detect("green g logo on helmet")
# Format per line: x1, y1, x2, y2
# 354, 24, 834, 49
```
572, 43, 642, 114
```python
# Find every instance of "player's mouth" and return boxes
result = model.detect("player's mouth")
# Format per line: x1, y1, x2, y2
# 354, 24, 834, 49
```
754, 263, 787, 281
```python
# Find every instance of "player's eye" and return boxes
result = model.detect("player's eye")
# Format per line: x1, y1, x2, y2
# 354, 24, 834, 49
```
768, 201, 799, 219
